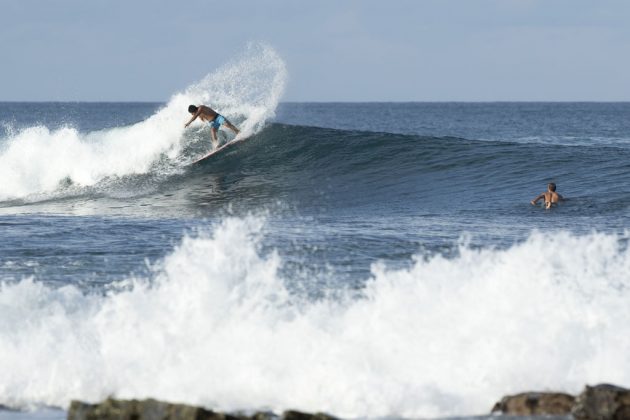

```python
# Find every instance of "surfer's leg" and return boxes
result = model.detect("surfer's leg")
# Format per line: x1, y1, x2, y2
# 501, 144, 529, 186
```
210, 127, 219, 149
224, 120, 240, 135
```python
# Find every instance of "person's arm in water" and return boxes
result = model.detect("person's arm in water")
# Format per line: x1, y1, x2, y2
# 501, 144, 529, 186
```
184, 108, 202, 128
530, 193, 545, 206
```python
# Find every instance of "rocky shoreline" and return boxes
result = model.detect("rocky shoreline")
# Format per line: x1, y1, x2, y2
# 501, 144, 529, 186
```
44, 383, 630, 420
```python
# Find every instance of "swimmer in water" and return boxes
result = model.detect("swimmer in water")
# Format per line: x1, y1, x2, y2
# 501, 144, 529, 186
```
531, 183, 565, 209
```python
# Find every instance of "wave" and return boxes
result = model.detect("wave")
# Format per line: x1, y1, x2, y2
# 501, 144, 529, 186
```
0, 215, 629, 417
176, 124, 630, 215
0, 43, 286, 201
3, 109, 630, 216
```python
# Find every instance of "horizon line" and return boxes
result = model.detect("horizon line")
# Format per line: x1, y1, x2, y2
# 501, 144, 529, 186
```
1, 100, 630, 104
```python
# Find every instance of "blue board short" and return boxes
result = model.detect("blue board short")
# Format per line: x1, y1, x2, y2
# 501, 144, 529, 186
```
208, 114, 225, 129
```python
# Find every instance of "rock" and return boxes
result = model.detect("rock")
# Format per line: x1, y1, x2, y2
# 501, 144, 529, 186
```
572, 384, 630, 420
68, 398, 238, 420
282, 410, 338, 420
491, 391, 575, 416
67, 399, 337, 420
248, 412, 277, 420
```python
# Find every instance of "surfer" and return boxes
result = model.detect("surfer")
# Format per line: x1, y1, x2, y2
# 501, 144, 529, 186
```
184, 105, 240, 149
530, 183, 565, 209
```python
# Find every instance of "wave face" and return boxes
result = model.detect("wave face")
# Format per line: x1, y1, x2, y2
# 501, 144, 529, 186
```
1, 216, 629, 417
0, 43, 286, 201
178, 123, 630, 219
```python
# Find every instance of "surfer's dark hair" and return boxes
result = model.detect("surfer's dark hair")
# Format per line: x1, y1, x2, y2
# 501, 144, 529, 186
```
188, 105, 198, 113
548, 183, 556, 192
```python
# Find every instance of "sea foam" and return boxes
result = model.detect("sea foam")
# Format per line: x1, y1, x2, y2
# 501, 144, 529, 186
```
0, 43, 286, 201
0, 216, 629, 417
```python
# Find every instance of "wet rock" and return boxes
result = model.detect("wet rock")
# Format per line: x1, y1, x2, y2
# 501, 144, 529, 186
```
491, 391, 575, 416
572, 384, 630, 420
68, 398, 238, 420
67, 399, 337, 420
248, 412, 277, 420
282, 410, 338, 420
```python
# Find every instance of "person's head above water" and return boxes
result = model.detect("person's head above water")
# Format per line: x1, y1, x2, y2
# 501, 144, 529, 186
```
548, 183, 556, 192
188, 105, 198, 114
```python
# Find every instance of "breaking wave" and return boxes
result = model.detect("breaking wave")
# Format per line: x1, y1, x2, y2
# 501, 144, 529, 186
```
0, 43, 286, 201
1, 216, 629, 417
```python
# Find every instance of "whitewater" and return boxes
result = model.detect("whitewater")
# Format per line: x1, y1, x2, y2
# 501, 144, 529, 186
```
0, 43, 286, 201
1, 217, 630, 417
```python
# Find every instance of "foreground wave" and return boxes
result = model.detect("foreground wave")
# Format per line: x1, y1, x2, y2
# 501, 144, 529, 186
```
1, 215, 629, 417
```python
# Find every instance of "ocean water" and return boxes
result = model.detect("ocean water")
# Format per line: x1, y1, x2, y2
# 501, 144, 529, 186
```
1, 45, 629, 419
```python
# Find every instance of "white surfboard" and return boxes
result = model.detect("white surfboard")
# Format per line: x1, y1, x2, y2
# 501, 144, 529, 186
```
191, 134, 249, 165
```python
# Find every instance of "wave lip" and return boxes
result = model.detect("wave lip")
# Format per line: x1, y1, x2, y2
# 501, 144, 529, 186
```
1, 217, 630, 417
0, 43, 286, 202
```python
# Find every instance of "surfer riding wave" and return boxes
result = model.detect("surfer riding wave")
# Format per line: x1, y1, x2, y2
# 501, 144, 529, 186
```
184, 104, 240, 150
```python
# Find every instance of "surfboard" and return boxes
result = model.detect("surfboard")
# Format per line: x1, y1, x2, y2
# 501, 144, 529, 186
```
191, 135, 248, 165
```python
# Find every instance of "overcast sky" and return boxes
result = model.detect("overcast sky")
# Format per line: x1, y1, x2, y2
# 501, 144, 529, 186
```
1, 0, 629, 102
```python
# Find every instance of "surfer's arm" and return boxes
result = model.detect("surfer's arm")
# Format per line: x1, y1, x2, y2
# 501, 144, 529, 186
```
184, 109, 201, 128
530, 193, 544, 205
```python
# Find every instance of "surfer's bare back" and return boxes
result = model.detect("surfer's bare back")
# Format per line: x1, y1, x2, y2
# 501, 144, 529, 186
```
531, 183, 565, 209
184, 105, 240, 149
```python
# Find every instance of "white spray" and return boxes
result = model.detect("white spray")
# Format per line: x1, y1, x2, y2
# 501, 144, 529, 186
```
1, 218, 630, 418
0, 43, 287, 201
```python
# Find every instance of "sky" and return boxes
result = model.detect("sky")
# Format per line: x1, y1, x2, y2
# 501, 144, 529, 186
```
1, 0, 629, 102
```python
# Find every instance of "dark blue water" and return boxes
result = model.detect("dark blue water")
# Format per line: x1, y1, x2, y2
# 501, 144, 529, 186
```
1, 101, 629, 419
